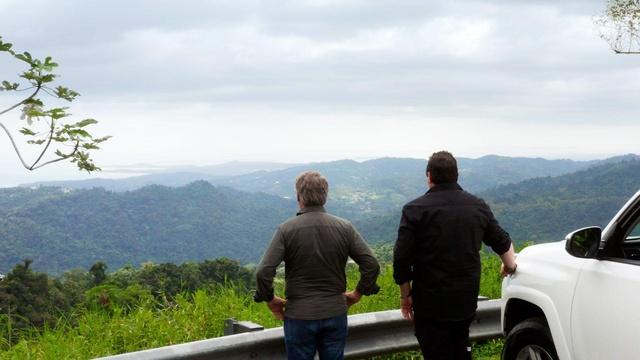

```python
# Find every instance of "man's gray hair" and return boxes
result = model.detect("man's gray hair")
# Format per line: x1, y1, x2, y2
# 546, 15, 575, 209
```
295, 171, 329, 207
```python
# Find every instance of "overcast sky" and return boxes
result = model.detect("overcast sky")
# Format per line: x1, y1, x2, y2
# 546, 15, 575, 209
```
0, 0, 638, 185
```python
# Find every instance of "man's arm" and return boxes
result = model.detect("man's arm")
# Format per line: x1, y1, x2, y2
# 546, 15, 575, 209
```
480, 200, 517, 277
254, 228, 287, 318
393, 206, 417, 320
393, 206, 416, 286
500, 243, 517, 277
398, 282, 413, 320
345, 224, 380, 306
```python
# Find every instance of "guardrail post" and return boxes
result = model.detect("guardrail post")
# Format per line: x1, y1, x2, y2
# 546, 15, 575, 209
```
224, 318, 264, 335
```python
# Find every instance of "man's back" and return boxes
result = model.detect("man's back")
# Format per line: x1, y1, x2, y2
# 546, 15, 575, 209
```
254, 171, 380, 360
393, 151, 516, 360
394, 183, 511, 321
256, 206, 379, 320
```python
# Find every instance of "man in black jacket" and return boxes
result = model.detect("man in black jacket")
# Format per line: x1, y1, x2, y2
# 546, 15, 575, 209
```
393, 151, 517, 360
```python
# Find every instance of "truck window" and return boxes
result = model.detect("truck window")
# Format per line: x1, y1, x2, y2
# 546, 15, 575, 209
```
625, 221, 640, 241
621, 219, 640, 261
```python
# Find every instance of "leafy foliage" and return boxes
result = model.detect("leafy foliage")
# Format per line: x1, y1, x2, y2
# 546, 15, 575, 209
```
0, 256, 253, 349
0, 36, 109, 171
597, 0, 640, 53
0, 259, 505, 359
0, 259, 75, 340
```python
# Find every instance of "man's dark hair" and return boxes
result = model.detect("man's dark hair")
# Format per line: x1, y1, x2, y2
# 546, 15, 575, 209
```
426, 151, 458, 184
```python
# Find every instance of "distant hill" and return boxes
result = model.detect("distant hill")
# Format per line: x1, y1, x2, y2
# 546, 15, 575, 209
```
213, 155, 600, 217
22, 156, 606, 203
0, 182, 296, 274
354, 159, 640, 245
19, 161, 297, 192
483, 159, 640, 242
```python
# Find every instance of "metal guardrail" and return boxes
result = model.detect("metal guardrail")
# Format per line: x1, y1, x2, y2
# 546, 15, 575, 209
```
98, 299, 503, 360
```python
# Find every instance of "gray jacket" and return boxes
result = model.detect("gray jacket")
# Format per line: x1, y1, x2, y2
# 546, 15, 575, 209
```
254, 206, 380, 320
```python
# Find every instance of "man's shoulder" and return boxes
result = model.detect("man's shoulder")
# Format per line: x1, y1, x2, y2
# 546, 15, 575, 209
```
402, 194, 426, 209
402, 189, 487, 209
323, 212, 353, 227
312, 211, 353, 229
457, 189, 488, 205
279, 211, 352, 230
278, 215, 302, 231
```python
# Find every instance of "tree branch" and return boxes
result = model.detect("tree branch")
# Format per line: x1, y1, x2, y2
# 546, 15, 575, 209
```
0, 121, 31, 169
29, 118, 56, 169
0, 84, 41, 117
0, 84, 45, 171
30, 141, 80, 170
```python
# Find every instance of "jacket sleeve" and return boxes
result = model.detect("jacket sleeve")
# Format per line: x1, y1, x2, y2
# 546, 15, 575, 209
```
480, 200, 512, 255
254, 227, 285, 302
393, 205, 416, 285
348, 224, 380, 296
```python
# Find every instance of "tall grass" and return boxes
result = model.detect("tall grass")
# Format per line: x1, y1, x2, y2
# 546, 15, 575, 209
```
0, 255, 505, 359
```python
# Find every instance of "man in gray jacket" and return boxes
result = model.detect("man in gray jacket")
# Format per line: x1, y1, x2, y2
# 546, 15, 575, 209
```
254, 171, 380, 360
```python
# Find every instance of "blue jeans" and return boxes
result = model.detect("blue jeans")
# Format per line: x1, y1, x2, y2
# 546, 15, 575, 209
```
283, 313, 348, 360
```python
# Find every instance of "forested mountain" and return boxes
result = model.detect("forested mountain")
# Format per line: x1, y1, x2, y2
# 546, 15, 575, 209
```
484, 159, 640, 242
0, 182, 296, 274
2, 156, 639, 274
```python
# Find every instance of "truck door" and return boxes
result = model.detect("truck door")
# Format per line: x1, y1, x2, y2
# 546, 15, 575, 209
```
571, 209, 640, 359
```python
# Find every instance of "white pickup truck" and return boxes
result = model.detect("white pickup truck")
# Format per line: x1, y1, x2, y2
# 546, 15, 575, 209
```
501, 190, 640, 360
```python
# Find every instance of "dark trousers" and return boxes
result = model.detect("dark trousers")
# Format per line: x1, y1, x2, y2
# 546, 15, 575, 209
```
414, 315, 474, 360
283, 313, 348, 360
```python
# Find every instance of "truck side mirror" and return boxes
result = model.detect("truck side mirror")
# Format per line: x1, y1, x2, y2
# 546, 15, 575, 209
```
565, 226, 601, 258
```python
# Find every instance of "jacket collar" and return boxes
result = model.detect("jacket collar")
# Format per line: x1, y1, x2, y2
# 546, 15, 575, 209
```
297, 205, 327, 216
427, 182, 463, 194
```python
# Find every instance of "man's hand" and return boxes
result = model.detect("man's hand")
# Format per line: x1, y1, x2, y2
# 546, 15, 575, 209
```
267, 296, 287, 320
500, 243, 517, 278
400, 295, 413, 321
344, 290, 362, 307
501, 263, 517, 278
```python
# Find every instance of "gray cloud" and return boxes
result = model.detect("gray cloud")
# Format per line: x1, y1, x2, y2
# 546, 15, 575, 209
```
0, 0, 639, 185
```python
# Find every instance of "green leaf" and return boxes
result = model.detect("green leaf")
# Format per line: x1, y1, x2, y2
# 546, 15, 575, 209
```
68, 129, 91, 138
75, 119, 98, 128
20, 70, 38, 81
93, 136, 112, 143
1, 80, 19, 91
27, 139, 47, 145
47, 108, 69, 120
55, 86, 80, 102
43, 56, 58, 70
19, 127, 36, 136
15, 52, 33, 65
40, 74, 56, 83
23, 98, 44, 107
82, 143, 100, 150
0, 42, 12, 52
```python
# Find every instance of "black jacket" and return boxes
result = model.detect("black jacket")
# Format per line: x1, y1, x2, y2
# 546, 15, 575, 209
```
393, 183, 511, 321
